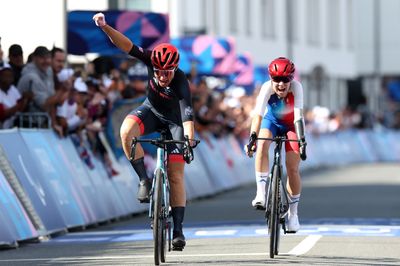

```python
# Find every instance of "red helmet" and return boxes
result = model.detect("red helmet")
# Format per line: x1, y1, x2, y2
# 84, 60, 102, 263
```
151, 43, 180, 70
268, 57, 295, 81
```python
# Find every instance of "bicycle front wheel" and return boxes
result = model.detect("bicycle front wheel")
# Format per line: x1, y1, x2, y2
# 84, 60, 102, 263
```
153, 169, 163, 265
269, 165, 281, 258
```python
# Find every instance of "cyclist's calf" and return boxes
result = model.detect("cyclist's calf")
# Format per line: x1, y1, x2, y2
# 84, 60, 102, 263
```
168, 163, 186, 207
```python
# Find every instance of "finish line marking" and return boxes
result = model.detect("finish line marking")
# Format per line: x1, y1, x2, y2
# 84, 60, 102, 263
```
0, 252, 281, 263
287, 235, 322, 256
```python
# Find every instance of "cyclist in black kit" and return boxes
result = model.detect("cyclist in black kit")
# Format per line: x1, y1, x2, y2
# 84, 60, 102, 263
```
93, 13, 195, 250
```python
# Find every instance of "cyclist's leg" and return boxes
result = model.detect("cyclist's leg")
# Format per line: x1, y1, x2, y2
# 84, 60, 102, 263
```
120, 105, 160, 202
166, 123, 186, 249
252, 118, 275, 208
285, 129, 301, 232
168, 160, 186, 249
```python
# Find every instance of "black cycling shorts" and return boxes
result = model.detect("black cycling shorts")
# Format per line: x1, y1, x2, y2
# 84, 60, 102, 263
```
126, 104, 184, 162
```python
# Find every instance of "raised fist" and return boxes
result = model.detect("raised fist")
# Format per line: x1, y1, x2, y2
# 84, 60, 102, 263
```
93, 12, 106, 27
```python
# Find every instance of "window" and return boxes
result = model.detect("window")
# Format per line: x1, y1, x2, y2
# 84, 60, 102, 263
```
245, 1, 252, 36
289, 0, 298, 42
327, 0, 340, 48
229, 0, 238, 33
212, 0, 219, 35
261, 0, 275, 38
306, 0, 320, 45
347, 0, 354, 50
125, 0, 151, 11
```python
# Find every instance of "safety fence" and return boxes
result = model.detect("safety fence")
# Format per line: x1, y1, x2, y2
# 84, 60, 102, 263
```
0, 128, 399, 247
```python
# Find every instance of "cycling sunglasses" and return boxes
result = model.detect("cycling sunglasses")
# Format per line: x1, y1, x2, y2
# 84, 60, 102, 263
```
272, 76, 291, 83
153, 68, 176, 76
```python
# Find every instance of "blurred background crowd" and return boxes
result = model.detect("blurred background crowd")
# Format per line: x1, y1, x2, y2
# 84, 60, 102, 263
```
1, 41, 400, 173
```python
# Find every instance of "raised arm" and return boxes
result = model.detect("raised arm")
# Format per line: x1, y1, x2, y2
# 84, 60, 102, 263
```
93, 13, 133, 53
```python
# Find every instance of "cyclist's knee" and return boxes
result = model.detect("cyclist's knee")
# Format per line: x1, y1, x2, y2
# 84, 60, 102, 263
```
257, 141, 270, 156
169, 170, 186, 206
120, 121, 141, 140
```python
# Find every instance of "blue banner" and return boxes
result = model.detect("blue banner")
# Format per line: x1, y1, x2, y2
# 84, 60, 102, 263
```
20, 130, 86, 228
106, 97, 146, 158
68, 10, 170, 55
45, 131, 104, 224
172, 36, 236, 76
0, 130, 65, 234
0, 170, 38, 241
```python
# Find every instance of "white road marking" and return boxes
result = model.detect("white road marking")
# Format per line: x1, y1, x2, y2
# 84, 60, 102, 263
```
287, 235, 322, 256
195, 230, 237, 236
0, 253, 271, 262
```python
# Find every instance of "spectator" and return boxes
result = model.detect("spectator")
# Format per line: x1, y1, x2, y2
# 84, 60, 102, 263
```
17, 46, 56, 128
85, 80, 119, 178
0, 37, 6, 68
8, 44, 24, 85
50, 47, 68, 136
51, 47, 66, 90
56, 76, 86, 135
17, 46, 54, 111
0, 66, 28, 128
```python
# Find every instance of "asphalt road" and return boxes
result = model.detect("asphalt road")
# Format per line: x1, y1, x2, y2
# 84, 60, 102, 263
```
1, 163, 400, 266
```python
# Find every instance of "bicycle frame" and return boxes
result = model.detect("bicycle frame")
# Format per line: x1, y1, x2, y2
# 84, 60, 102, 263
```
256, 136, 298, 258
130, 131, 200, 265
266, 137, 290, 223
149, 133, 170, 227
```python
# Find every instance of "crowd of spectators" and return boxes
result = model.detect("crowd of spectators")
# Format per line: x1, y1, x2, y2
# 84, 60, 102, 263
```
1, 40, 400, 173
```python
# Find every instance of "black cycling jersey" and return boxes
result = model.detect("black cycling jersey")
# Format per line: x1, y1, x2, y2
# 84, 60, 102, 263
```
128, 45, 193, 124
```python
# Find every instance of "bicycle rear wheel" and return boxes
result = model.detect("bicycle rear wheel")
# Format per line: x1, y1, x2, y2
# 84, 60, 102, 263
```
160, 218, 167, 262
153, 169, 163, 265
269, 165, 281, 258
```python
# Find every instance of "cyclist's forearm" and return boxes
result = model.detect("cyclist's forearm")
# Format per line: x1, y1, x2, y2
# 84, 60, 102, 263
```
183, 121, 195, 140
294, 119, 306, 141
101, 24, 133, 53
250, 115, 262, 135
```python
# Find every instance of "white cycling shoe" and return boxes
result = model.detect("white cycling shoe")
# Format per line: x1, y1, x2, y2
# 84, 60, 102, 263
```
251, 195, 266, 210
287, 214, 300, 233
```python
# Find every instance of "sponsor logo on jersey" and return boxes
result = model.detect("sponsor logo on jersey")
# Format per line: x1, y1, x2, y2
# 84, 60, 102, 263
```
185, 106, 193, 116
164, 87, 172, 95
171, 148, 180, 154
150, 79, 172, 99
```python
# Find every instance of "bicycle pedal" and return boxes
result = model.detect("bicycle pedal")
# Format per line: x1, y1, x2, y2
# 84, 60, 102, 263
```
172, 246, 184, 251
138, 197, 150, 203
253, 204, 266, 211
285, 230, 297, 234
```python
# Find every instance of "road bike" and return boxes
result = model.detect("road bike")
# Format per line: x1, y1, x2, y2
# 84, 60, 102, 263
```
130, 130, 200, 265
248, 135, 299, 258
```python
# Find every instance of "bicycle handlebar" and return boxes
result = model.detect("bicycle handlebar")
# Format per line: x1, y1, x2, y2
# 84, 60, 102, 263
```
256, 136, 300, 142
246, 135, 301, 157
130, 137, 201, 163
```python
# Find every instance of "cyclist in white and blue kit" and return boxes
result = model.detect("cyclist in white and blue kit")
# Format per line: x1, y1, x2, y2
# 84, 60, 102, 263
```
245, 57, 307, 233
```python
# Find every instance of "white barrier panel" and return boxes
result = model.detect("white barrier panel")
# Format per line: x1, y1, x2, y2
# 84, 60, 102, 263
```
99, 132, 147, 214
195, 133, 238, 192
184, 147, 216, 200
223, 135, 255, 185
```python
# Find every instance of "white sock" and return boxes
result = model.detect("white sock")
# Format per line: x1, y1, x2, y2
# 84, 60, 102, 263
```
255, 172, 268, 197
288, 194, 300, 216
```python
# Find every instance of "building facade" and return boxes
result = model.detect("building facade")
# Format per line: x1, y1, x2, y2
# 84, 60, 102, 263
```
2, 0, 400, 114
